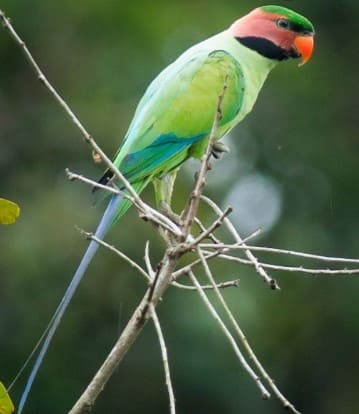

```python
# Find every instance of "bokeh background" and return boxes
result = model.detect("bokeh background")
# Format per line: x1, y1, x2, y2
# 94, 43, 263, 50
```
1, 1, 359, 413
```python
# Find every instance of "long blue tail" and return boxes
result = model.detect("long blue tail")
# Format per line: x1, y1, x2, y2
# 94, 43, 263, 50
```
18, 194, 122, 414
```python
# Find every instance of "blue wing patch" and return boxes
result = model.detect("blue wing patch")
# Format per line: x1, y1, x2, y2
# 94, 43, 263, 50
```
120, 133, 206, 182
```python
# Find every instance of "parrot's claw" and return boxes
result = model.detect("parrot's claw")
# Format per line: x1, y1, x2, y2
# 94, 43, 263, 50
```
211, 142, 230, 159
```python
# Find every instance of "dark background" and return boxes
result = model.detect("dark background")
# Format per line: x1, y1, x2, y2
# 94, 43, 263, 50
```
1, 1, 359, 413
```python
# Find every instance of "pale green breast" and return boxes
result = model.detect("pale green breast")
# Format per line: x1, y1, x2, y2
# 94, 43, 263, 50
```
209, 31, 277, 125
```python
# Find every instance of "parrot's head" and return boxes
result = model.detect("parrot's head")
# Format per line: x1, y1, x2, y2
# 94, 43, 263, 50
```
230, 5, 315, 65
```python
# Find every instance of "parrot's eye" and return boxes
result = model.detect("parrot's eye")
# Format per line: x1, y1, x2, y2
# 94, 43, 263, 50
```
276, 19, 290, 29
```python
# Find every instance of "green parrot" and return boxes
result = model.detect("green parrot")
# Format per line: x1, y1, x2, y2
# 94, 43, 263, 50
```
19, 5, 314, 412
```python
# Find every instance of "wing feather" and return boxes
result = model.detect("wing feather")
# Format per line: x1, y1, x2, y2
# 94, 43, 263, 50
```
101, 49, 245, 186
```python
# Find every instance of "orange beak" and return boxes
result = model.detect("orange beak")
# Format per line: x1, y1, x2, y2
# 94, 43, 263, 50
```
294, 35, 314, 66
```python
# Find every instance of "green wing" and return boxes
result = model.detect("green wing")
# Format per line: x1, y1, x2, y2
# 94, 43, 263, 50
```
100, 49, 245, 187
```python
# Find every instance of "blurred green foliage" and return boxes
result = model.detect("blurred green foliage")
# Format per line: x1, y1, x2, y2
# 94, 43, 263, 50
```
1, 1, 359, 413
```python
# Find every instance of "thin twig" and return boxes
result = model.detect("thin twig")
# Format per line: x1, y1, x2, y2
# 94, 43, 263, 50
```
150, 306, 176, 414
201, 196, 280, 290
67, 169, 183, 237
144, 241, 155, 279
187, 270, 270, 399
88, 234, 239, 290
176, 248, 359, 277
212, 254, 359, 275
173, 229, 262, 279
173, 249, 224, 280
201, 243, 359, 265
66, 169, 124, 197
185, 206, 232, 248
181, 79, 228, 234
86, 231, 239, 291
79, 230, 152, 282
143, 241, 239, 290
196, 248, 301, 414
194, 217, 222, 244
172, 279, 240, 290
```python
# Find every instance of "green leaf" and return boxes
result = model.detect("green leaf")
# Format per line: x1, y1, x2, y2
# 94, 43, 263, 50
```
0, 382, 14, 414
0, 198, 20, 225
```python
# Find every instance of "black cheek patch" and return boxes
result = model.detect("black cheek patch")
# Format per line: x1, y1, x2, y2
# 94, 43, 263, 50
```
236, 36, 296, 61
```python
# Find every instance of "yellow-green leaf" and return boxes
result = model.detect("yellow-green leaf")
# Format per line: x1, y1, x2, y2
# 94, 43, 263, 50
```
0, 382, 14, 414
0, 198, 20, 225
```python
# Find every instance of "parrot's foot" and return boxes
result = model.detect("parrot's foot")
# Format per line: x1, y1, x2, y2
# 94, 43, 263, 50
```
159, 201, 183, 225
211, 142, 230, 159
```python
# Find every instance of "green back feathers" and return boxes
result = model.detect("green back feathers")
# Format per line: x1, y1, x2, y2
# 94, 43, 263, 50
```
261, 5, 314, 34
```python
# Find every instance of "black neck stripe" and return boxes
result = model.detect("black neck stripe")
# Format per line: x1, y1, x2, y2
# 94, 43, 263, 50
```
236, 36, 299, 61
